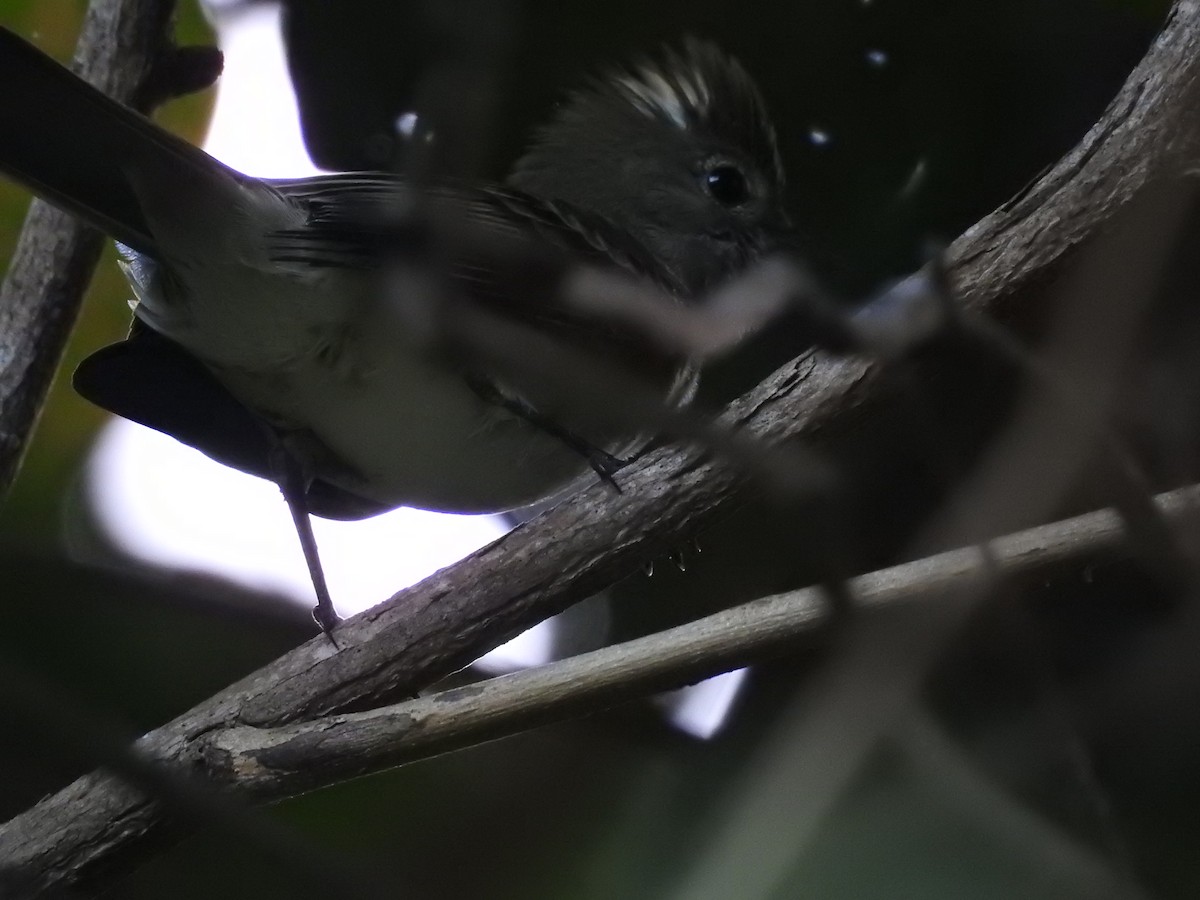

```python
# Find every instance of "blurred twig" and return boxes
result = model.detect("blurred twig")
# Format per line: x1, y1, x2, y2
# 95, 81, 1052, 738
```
0, 655, 395, 900
898, 710, 1149, 900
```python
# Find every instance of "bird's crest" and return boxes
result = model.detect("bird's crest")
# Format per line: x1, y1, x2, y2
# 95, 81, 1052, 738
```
594, 38, 784, 186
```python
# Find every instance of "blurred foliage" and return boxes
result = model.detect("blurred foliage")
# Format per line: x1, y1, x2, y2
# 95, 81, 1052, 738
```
2, 1, 1198, 899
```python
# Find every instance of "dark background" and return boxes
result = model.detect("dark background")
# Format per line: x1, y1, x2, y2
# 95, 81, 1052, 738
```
2, 1, 1195, 897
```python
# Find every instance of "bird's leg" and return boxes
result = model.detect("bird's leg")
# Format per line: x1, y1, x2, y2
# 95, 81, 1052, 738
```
466, 376, 628, 490
268, 440, 342, 644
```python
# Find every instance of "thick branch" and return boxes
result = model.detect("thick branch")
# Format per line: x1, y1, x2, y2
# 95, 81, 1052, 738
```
4, 0, 1200, 893
196, 484, 1200, 800
949, 0, 1200, 316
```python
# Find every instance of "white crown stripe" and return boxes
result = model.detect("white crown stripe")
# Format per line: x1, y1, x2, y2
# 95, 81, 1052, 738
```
511, 39, 786, 200
617, 71, 686, 129
613, 60, 720, 131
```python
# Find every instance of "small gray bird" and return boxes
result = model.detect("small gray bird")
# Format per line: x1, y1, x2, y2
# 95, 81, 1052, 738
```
0, 30, 787, 634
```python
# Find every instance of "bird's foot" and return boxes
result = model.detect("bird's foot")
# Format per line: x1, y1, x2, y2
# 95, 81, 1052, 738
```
587, 448, 631, 492
312, 601, 343, 648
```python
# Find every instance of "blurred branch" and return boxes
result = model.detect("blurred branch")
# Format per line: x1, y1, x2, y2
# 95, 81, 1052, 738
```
0, 0, 219, 499
899, 711, 1149, 900
4, 0, 1200, 893
0, 655, 395, 900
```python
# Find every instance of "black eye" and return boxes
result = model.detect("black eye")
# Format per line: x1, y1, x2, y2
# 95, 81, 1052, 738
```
704, 164, 750, 207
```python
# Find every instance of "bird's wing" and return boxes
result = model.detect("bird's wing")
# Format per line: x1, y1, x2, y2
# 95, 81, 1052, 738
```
264, 174, 679, 282
264, 175, 689, 377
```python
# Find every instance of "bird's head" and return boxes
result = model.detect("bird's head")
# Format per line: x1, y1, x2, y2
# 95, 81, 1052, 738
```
509, 39, 788, 295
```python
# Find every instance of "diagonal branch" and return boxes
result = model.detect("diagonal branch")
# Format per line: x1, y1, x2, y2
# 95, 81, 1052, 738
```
195, 483, 1200, 801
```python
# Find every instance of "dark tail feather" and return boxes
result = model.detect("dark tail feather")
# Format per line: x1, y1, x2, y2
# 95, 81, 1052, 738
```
74, 322, 391, 521
0, 27, 232, 256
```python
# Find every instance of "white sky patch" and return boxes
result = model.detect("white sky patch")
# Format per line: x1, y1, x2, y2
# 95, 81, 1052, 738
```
396, 111, 419, 138
88, 422, 507, 612
659, 668, 749, 740
201, 4, 321, 177
807, 126, 832, 147
866, 48, 889, 68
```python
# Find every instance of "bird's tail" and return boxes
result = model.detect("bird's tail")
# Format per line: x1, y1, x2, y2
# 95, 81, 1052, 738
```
0, 27, 237, 257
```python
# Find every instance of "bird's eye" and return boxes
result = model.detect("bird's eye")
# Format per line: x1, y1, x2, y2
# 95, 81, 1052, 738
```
704, 164, 751, 207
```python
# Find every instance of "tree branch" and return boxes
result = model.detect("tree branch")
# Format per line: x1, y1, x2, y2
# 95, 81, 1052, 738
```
194, 483, 1200, 800
4, 0, 1200, 893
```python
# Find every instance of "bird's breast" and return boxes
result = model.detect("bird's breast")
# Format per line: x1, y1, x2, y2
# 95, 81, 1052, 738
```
124, 242, 626, 515
215, 326, 599, 514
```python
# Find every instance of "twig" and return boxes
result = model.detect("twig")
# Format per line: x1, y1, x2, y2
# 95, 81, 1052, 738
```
194, 484, 1200, 801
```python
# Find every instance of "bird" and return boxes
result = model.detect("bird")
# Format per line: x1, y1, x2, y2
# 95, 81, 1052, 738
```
0, 29, 788, 636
